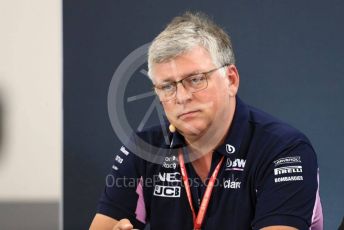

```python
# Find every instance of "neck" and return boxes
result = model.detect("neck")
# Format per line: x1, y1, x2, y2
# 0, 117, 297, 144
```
190, 151, 213, 183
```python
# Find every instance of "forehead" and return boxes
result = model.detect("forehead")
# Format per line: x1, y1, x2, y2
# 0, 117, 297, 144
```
151, 46, 215, 83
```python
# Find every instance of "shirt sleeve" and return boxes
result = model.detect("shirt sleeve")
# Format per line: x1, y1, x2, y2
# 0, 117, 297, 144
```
96, 142, 146, 229
252, 141, 321, 230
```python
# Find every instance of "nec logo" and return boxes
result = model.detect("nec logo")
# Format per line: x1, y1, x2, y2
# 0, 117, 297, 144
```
225, 158, 246, 171
158, 172, 181, 182
153, 185, 181, 198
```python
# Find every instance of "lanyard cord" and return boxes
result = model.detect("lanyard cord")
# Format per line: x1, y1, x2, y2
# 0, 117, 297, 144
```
178, 149, 225, 230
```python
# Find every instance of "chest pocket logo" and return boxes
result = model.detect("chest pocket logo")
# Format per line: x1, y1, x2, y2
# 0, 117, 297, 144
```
153, 185, 181, 197
226, 144, 236, 154
153, 172, 181, 198
158, 172, 181, 182
225, 158, 246, 171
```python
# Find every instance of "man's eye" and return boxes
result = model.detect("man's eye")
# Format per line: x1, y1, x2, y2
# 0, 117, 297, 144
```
161, 84, 175, 92
189, 75, 205, 84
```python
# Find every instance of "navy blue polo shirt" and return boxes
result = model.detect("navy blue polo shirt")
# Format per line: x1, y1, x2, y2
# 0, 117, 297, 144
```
97, 97, 323, 229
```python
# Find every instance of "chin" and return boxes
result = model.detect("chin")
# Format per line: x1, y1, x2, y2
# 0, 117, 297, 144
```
177, 121, 208, 136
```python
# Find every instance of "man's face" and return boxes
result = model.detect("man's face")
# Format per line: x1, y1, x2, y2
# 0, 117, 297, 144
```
151, 46, 238, 138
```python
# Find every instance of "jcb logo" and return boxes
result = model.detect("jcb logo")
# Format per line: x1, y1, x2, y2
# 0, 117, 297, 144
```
153, 185, 181, 198
226, 158, 246, 171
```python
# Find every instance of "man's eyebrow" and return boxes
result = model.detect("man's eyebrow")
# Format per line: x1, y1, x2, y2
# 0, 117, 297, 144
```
156, 69, 204, 84
181, 69, 204, 78
158, 78, 174, 83
180, 70, 205, 79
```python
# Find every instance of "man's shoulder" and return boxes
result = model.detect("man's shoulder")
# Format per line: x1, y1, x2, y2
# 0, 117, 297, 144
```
247, 105, 310, 146
244, 104, 317, 173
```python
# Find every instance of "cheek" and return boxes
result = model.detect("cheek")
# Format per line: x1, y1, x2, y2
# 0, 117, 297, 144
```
198, 87, 227, 114
161, 103, 176, 120
195, 93, 218, 115
197, 87, 223, 105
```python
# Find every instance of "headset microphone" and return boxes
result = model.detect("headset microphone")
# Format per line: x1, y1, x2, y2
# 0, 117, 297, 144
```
169, 124, 176, 133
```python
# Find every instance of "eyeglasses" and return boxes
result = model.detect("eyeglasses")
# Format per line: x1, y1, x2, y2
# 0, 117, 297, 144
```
153, 65, 228, 102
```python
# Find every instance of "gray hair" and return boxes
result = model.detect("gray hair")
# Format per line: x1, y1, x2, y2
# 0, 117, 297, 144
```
147, 11, 235, 80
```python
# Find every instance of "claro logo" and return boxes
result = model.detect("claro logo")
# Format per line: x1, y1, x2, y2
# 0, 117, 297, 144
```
223, 179, 241, 189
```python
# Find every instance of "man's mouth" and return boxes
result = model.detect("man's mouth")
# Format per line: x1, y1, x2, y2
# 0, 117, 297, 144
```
177, 110, 200, 119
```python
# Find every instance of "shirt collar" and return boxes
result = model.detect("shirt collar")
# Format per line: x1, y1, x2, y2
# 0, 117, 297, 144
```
169, 131, 186, 148
215, 96, 249, 157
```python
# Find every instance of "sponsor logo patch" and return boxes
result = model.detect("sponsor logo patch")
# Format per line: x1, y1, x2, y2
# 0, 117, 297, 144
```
274, 156, 301, 166
153, 185, 181, 197
120, 146, 129, 155
226, 144, 236, 154
115, 155, 123, 164
162, 156, 178, 169
223, 179, 241, 189
162, 162, 177, 169
158, 172, 181, 182
274, 165, 303, 175
225, 158, 246, 171
274, 176, 303, 183
223, 174, 241, 189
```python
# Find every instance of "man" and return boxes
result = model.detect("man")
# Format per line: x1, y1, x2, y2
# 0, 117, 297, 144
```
90, 12, 323, 230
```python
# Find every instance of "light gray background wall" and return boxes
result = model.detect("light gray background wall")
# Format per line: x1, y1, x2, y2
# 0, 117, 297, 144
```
0, 0, 61, 229
64, 1, 344, 229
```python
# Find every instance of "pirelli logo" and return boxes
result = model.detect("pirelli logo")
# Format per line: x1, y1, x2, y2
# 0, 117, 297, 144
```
274, 165, 303, 175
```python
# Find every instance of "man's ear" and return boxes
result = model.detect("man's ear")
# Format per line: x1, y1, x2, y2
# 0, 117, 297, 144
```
225, 64, 240, 97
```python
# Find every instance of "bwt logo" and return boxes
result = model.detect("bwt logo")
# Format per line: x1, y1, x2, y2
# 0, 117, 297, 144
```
225, 158, 246, 171
226, 144, 235, 154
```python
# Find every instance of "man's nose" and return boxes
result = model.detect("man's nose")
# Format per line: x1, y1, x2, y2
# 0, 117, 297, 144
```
175, 82, 192, 104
